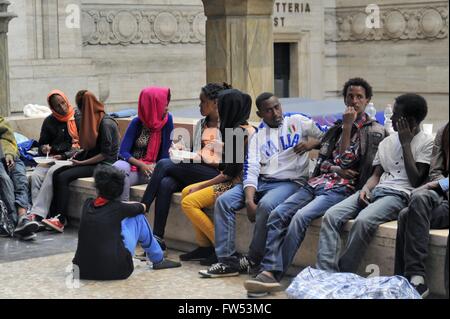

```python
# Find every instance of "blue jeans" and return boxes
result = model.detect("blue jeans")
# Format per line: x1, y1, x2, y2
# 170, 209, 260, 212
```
121, 214, 163, 264
214, 179, 300, 268
141, 158, 219, 238
261, 184, 349, 280
316, 187, 408, 273
0, 159, 29, 224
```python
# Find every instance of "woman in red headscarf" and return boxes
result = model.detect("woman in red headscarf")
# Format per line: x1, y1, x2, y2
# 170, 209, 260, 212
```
29, 90, 81, 227
113, 87, 173, 201
42, 90, 120, 233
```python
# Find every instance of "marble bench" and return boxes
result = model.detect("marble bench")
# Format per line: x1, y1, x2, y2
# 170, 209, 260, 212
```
67, 177, 448, 297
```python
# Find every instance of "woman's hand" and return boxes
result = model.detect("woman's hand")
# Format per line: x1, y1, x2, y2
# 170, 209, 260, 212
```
139, 163, 155, 177
188, 185, 203, 195
71, 159, 84, 166
41, 144, 52, 155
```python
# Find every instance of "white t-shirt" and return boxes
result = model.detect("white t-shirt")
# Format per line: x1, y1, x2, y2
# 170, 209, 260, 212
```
373, 130, 434, 196
243, 114, 324, 190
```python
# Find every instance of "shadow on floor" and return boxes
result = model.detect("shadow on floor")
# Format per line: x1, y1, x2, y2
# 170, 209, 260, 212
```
0, 227, 78, 264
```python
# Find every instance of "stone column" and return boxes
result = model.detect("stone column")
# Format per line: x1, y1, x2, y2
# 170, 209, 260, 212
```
0, 0, 16, 117
202, 0, 274, 119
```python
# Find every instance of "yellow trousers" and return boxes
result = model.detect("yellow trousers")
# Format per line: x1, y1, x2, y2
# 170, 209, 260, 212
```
181, 182, 216, 247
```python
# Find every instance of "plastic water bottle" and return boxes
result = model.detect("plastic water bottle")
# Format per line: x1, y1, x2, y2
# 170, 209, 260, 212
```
384, 104, 394, 134
366, 102, 377, 120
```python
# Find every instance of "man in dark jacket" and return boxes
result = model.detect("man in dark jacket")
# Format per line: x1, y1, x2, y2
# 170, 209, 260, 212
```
0, 116, 38, 240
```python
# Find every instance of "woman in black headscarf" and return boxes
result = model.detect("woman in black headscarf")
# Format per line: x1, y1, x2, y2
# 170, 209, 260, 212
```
179, 89, 256, 263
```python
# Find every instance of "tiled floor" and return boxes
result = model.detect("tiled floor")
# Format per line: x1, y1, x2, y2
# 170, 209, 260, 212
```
0, 229, 289, 299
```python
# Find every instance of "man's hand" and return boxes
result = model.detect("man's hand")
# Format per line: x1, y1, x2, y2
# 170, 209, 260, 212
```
397, 117, 414, 147
343, 107, 357, 127
412, 181, 440, 195
5, 154, 15, 170
358, 187, 372, 208
294, 140, 314, 155
331, 166, 359, 179
245, 200, 257, 223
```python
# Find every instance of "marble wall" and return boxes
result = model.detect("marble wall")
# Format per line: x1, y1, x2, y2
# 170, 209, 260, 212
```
6, 0, 449, 128
324, 0, 449, 128
8, 0, 207, 113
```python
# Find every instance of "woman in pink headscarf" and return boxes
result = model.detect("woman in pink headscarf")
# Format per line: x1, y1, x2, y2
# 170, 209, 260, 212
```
113, 87, 174, 201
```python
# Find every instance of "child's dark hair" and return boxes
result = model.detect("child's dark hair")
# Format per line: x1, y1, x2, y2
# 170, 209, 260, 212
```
394, 93, 428, 124
201, 82, 232, 100
342, 77, 373, 100
94, 165, 125, 200
256, 92, 274, 110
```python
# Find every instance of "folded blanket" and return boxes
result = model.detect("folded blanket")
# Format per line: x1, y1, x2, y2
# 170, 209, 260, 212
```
286, 267, 420, 299
109, 109, 137, 118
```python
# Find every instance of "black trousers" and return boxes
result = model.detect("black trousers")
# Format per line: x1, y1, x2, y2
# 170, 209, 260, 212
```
141, 158, 219, 238
394, 189, 449, 281
52, 164, 98, 222
446, 235, 449, 297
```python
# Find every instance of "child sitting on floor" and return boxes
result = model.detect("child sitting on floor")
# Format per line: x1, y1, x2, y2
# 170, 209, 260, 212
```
73, 165, 181, 280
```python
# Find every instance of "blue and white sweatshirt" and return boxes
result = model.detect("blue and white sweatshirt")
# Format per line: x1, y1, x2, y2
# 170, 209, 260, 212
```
243, 113, 324, 190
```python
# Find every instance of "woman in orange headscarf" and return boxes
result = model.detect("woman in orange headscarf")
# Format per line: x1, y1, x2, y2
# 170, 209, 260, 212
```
42, 90, 120, 233
29, 90, 81, 226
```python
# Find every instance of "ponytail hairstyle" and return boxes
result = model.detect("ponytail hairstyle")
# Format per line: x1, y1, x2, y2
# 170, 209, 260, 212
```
201, 82, 232, 101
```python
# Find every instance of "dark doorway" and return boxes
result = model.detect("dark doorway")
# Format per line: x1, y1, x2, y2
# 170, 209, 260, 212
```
274, 43, 291, 98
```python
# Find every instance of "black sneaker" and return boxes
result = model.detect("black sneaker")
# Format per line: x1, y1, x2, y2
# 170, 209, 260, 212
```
14, 216, 39, 237
198, 262, 239, 278
238, 255, 251, 274
199, 252, 218, 266
180, 246, 214, 261
412, 282, 430, 298
28, 214, 46, 232
244, 271, 282, 296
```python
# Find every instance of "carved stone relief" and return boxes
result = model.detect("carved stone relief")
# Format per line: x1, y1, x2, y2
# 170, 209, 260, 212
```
325, 3, 448, 42
81, 5, 206, 46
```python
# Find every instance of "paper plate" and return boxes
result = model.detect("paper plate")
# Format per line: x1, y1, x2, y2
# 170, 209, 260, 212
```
55, 160, 73, 166
33, 157, 55, 165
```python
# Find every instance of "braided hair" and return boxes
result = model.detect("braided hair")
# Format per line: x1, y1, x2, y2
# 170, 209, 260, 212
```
201, 82, 232, 101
